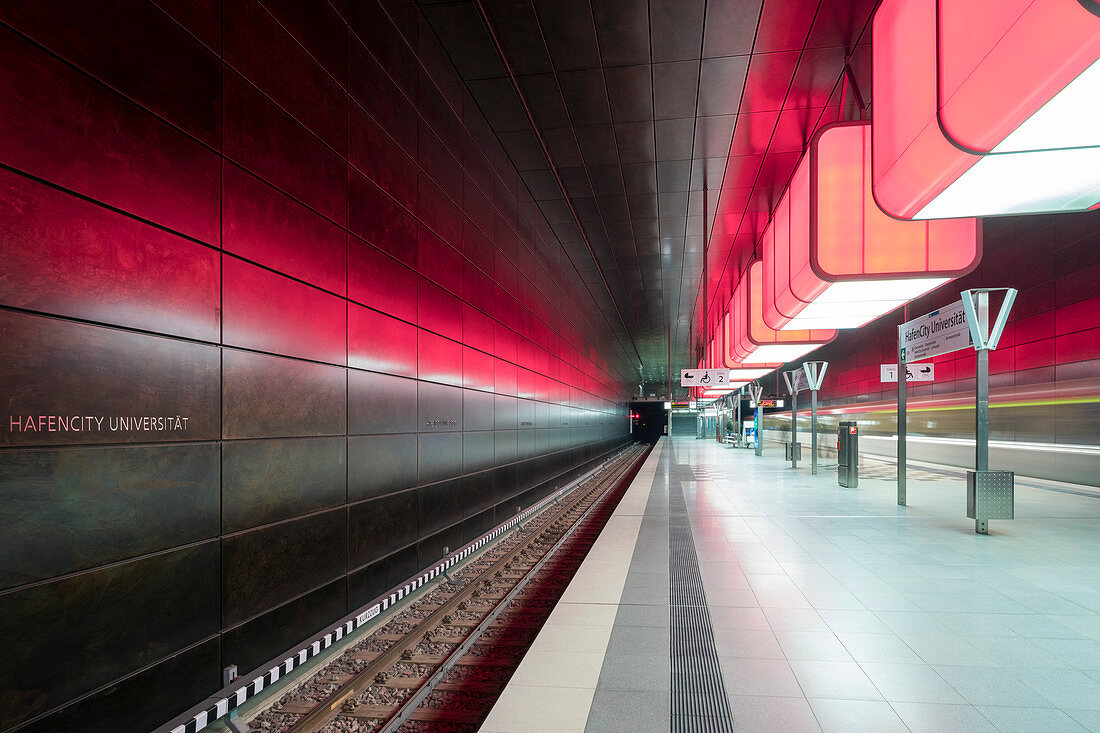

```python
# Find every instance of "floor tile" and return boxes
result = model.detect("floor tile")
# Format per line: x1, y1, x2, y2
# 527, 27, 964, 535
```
602, 625, 670, 656
891, 701, 998, 732
482, 685, 596, 733
807, 698, 908, 733
584, 690, 670, 733
860, 662, 966, 704
612, 603, 670, 628
835, 632, 924, 664
548, 602, 620, 627
529, 623, 613, 654
1066, 708, 1100, 731
1034, 638, 1100, 670
977, 705, 1088, 732
775, 631, 853, 661
713, 627, 785, 659
763, 607, 831, 632
507, 650, 608, 689
899, 634, 998, 667
729, 694, 822, 732
720, 658, 805, 697
1016, 669, 1100, 710
934, 665, 1053, 707
788, 660, 882, 701
596, 651, 668, 692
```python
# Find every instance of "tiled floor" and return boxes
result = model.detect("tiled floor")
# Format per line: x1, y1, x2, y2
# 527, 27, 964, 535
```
481, 437, 1100, 732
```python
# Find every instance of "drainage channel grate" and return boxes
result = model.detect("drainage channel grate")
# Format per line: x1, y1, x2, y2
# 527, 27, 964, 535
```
670, 484, 735, 733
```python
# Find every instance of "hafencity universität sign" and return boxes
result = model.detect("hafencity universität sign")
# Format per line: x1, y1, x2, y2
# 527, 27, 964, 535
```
899, 298, 972, 362
8, 414, 192, 434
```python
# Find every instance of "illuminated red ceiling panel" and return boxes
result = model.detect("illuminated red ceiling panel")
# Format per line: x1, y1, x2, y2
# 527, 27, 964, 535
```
725, 260, 835, 369
762, 121, 981, 330
873, 0, 1100, 219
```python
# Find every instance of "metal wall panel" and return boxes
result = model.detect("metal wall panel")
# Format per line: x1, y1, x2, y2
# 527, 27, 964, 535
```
0, 170, 221, 342
222, 349, 346, 439
0, 312, 221, 447
221, 508, 346, 627
348, 491, 418, 569
13, 638, 220, 733
0, 444, 219, 590
348, 369, 419, 434
0, 2, 630, 729
0, 28, 220, 243
348, 433, 419, 502
221, 578, 347, 676
222, 162, 348, 296
222, 437, 347, 532
0, 544, 220, 731
222, 68, 346, 223
417, 433, 464, 484
0, 0, 220, 145
347, 546, 419, 609
222, 256, 348, 365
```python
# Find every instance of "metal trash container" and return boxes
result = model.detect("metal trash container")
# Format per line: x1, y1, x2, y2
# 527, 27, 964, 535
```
838, 421, 858, 488
784, 442, 802, 462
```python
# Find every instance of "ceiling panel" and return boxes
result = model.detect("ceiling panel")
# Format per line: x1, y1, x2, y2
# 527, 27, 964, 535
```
648, 0, 705, 63
697, 56, 750, 116
654, 118, 696, 161
652, 61, 700, 119
614, 121, 656, 163
702, 0, 764, 58
558, 69, 612, 126
603, 65, 653, 122
753, 0, 820, 54
420, 0, 878, 391
481, 0, 553, 74
534, 0, 601, 71
590, 0, 650, 66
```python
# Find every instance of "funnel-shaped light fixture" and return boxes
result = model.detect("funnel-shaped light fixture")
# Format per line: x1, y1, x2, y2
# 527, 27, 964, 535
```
873, 0, 1100, 219
728, 261, 837, 364
762, 121, 981, 331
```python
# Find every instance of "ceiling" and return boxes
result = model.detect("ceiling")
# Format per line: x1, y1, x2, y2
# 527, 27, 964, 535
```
419, 0, 878, 396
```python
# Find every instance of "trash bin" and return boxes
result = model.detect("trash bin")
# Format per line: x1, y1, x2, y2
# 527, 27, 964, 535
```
784, 442, 802, 462
838, 421, 858, 488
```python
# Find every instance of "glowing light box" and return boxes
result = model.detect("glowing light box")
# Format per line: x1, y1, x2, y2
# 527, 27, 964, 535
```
726, 261, 836, 365
762, 121, 981, 331
873, 0, 1100, 219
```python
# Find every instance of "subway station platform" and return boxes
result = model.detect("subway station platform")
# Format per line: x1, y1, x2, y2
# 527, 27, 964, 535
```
481, 437, 1100, 733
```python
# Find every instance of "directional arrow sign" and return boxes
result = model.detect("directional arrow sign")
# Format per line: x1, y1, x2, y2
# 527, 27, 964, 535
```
680, 368, 730, 387
881, 363, 935, 383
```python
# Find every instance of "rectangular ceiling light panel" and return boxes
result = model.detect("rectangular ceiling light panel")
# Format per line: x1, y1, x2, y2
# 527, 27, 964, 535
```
762, 122, 981, 331
873, 0, 1100, 219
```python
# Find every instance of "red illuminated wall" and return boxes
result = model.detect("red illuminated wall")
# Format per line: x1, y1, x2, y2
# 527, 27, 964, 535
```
0, 3, 629, 732
797, 210, 1100, 442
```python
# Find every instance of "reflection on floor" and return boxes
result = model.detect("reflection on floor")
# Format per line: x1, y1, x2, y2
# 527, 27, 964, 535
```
481, 437, 1100, 733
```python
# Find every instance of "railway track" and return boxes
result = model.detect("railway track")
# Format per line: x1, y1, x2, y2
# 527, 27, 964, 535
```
246, 443, 650, 733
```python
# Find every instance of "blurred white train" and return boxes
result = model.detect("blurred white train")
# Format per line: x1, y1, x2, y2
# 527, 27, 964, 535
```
758, 377, 1100, 488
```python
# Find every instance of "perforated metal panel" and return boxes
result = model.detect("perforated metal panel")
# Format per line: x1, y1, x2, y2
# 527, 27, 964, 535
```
967, 470, 1015, 520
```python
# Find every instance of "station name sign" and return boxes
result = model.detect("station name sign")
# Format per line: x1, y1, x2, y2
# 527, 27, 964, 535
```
899, 299, 972, 362
8, 414, 191, 434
